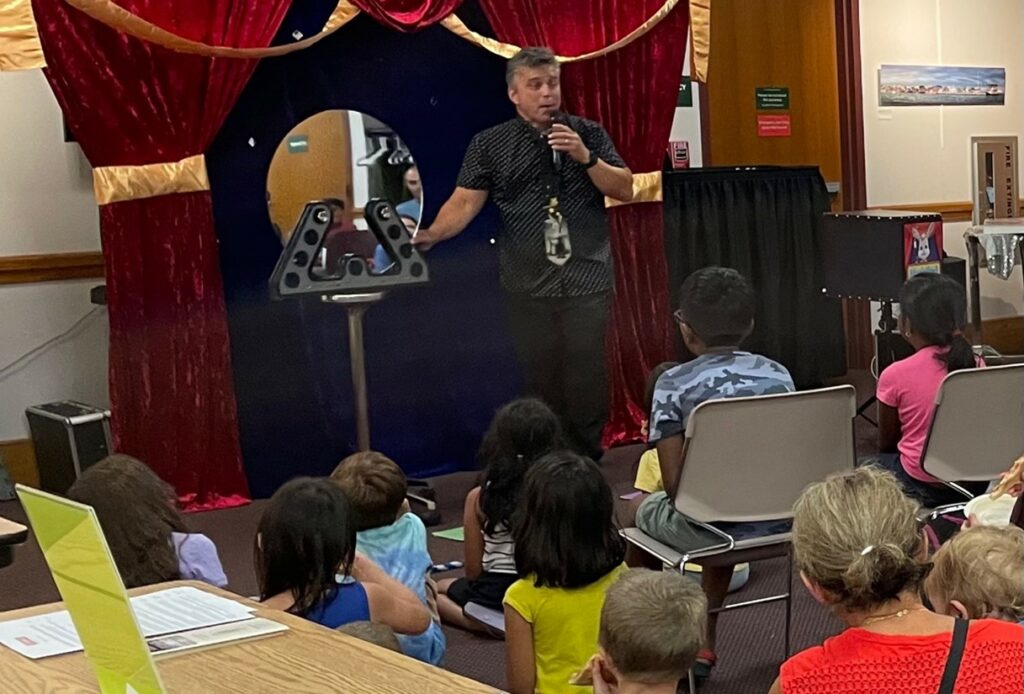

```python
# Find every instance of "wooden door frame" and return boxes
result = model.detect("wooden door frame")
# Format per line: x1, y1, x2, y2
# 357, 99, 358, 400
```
835, 0, 873, 370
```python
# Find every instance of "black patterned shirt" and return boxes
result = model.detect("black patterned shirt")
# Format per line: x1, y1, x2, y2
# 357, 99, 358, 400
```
456, 116, 626, 297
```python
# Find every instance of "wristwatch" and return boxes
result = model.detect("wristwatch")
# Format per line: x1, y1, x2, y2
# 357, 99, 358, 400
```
584, 151, 600, 169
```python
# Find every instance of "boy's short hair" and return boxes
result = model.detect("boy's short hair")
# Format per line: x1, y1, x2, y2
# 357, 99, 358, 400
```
677, 267, 755, 347
330, 451, 407, 531
927, 525, 1024, 621
599, 569, 707, 683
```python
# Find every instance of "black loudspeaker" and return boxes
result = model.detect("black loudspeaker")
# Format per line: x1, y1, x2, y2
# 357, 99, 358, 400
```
940, 255, 966, 288
26, 401, 112, 494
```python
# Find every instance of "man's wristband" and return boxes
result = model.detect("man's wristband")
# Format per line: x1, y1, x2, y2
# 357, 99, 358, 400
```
584, 151, 600, 169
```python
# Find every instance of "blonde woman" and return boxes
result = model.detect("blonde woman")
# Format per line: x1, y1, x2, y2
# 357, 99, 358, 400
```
769, 467, 1023, 694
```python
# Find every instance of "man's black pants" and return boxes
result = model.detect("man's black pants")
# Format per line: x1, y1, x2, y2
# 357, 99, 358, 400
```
505, 291, 610, 460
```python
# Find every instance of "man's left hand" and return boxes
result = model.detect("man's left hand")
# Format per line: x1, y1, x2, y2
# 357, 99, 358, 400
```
548, 123, 590, 164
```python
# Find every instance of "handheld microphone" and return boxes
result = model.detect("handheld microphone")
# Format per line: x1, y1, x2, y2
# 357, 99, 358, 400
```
549, 111, 570, 170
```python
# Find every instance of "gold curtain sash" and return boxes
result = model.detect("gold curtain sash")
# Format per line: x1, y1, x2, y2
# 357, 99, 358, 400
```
689, 0, 710, 82
441, 0, 684, 64
606, 171, 663, 208
59, 0, 360, 58
0, 0, 45, 70
93, 154, 209, 205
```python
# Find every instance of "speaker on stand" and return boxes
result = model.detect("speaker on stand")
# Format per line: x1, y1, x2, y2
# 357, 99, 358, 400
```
821, 210, 965, 426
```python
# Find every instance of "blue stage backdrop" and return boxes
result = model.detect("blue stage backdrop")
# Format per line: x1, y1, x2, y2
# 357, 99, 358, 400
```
207, 8, 519, 498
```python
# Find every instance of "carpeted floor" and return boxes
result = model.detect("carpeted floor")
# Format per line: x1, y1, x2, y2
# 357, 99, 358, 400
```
0, 373, 879, 692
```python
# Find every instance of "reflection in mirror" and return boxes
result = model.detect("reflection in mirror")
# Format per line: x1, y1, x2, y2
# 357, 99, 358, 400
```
266, 110, 422, 276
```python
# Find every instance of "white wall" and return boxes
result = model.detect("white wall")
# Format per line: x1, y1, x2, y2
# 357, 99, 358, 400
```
668, 36, 703, 167
0, 69, 108, 441
861, 0, 1024, 318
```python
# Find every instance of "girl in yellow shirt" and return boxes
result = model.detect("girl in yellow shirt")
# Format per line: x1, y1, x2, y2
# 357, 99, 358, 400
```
503, 451, 627, 694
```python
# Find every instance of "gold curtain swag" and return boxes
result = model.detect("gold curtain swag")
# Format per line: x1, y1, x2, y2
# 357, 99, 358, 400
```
12, 0, 709, 75
441, 0, 684, 64
93, 154, 210, 205
689, 0, 710, 82
605, 171, 663, 208
58, 0, 360, 58
0, 0, 45, 70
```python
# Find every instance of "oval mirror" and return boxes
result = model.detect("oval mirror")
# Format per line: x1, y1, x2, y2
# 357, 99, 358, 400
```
266, 110, 422, 276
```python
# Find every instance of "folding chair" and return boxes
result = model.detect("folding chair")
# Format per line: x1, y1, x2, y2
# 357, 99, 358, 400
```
1011, 494, 1024, 531
622, 385, 857, 689
918, 364, 1024, 521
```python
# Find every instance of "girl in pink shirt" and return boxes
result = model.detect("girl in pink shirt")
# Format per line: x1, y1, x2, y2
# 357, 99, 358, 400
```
875, 273, 985, 507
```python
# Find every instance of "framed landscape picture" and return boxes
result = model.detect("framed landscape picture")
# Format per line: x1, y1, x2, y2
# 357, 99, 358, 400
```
879, 65, 1006, 106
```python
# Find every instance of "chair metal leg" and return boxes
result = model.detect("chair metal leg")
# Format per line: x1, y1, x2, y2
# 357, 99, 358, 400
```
784, 547, 793, 658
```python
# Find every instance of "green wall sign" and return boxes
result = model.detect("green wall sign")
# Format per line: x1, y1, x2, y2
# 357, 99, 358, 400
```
756, 87, 790, 110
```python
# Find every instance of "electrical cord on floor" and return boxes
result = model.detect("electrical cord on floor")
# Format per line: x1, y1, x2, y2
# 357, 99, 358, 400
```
0, 306, 105, 382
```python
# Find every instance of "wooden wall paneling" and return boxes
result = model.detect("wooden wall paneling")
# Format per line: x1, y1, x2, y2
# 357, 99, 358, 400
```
0, 439, 39, 487
867, 200, 1024, 224
982, 316, 1024, 355
0, 252, 105, 285
706, 0, 843, 199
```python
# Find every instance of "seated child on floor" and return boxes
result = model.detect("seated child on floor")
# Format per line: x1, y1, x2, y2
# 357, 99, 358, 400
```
632, 362, 677, 494
68, 454, 227, 589
504, 451, 627, 694
580, 568, 707, 693
330, 452, 446, 665
925, 524, 1024, 624
257, 477, 429, 637
437, 398, 562, 634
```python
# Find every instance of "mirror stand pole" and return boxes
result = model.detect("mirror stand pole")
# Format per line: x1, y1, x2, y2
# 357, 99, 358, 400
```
322, 292, 442, 526
323, 292, 387, 452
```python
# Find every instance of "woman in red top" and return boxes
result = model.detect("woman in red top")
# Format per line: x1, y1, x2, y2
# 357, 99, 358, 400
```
769, 467, 1024, 694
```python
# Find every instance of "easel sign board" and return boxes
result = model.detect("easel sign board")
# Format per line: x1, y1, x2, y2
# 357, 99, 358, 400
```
14, 485, 165, 694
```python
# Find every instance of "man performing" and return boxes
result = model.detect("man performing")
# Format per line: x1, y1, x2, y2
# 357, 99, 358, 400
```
413, 47, 633, 459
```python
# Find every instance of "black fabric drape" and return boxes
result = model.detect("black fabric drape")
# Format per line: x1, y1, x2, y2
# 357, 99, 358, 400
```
662, 166, 846, 387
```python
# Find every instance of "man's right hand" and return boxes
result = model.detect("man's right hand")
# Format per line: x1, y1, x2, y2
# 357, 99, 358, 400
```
411, 227, 435, 251
413, 187, 488, 251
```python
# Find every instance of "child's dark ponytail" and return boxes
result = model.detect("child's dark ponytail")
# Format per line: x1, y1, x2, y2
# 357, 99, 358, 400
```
943, 332, 976, 373
478, 398, 562, 534
898, 274, 975, 373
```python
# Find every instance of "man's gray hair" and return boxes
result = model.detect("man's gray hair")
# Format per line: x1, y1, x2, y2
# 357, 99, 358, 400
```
506, 47, 559, 86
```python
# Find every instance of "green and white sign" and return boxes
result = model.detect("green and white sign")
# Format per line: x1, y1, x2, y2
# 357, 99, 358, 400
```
287, 135, 309, 153
677, 77, 693, 108
755, 87, 789, 110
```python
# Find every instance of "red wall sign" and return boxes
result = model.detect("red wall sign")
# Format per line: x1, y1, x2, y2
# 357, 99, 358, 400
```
757, 114, 791, 137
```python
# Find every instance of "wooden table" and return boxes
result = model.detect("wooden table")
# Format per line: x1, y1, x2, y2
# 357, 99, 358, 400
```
0, 516, 28, 568
0, 580, 499, 693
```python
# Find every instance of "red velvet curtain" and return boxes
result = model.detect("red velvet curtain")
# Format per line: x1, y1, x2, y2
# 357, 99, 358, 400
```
32, 0, 292, 509
350, 0, 464, 31
480, 0, 690, 446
